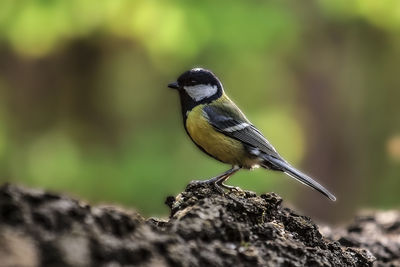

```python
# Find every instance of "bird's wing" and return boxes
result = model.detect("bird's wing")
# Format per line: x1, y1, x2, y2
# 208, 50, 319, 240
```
203, 102, 281, 158
203, 102, 337, 201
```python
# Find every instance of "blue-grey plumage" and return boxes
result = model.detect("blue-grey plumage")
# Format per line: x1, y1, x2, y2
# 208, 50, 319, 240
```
168, 68, 336, 201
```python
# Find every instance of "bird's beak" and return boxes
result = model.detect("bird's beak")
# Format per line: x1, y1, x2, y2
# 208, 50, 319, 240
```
168, 81, 179, 89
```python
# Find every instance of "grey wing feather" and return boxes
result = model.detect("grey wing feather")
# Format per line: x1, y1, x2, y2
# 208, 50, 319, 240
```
203, 103, 281, 158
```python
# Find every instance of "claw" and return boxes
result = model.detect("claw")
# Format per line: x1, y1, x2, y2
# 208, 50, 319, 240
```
219, 183, 242, 192
213, 183, 225, 194
189, 179, 225, 194
190, 180, 205, 185
188, 166, 242, 194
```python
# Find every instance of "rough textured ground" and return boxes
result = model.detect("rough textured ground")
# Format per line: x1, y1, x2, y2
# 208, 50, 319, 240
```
0, 182, 398, 266
321, 211, 400, 267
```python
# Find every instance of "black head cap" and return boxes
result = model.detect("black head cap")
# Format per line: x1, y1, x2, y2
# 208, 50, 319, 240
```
168, 68, 223, 90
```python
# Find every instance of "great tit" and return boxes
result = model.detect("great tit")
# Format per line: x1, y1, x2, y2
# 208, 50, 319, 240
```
168, 68, 336, 201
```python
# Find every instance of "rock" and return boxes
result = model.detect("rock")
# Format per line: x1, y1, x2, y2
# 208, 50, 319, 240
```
321, 211, 400, 267
0, 182, 394, 266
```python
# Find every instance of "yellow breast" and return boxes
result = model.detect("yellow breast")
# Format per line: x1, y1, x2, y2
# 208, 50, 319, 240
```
185, 104, 248, 166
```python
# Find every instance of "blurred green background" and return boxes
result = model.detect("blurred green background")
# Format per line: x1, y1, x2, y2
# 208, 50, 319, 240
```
0, 0, 399, 222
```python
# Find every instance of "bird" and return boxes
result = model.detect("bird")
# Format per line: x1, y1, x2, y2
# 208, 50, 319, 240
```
168, 68, 336, 201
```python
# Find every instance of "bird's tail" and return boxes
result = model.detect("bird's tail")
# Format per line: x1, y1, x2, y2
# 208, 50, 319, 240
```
261, 155, 336, 201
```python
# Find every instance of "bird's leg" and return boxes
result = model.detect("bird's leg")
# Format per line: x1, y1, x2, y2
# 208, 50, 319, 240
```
192, 166, 241, 193
216, 166, 241, 191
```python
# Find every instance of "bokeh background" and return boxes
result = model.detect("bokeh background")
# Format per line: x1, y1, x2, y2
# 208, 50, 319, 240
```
0, 0, 399, 222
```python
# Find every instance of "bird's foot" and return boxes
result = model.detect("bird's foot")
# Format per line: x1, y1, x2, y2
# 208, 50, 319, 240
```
190, 179, 205, 185
189, 179, 225, 194
219, 183, 242, 192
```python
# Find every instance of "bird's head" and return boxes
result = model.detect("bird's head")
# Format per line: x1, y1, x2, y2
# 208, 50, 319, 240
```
168, 68, 223, 102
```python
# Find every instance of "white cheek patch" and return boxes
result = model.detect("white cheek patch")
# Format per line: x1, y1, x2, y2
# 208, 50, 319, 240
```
184, 84, 218, 101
